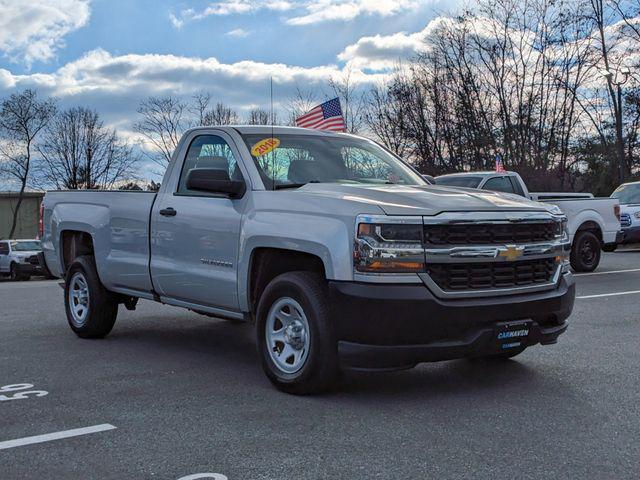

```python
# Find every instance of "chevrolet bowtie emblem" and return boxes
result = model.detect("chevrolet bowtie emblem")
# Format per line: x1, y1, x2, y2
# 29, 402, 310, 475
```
498, 245, 525, 261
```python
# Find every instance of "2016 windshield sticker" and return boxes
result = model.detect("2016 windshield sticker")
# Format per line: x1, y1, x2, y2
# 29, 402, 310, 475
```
251, 138, 280, 157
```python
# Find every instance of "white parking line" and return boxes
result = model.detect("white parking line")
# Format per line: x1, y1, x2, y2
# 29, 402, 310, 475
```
574, 268, 640, 277
577, 290, 640, 300
0, 280, 60, 289
0, 424, 116, 450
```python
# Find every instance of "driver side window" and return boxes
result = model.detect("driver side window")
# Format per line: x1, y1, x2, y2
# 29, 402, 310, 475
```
178, 135, 241, 195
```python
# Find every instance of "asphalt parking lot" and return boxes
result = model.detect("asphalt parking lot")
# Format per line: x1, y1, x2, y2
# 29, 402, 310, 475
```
1, 251, 639, 480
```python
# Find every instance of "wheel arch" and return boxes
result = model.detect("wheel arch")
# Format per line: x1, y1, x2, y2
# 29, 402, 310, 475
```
574, 220, 603, 244
244, 247, 328, 316
59, 230, 96, 276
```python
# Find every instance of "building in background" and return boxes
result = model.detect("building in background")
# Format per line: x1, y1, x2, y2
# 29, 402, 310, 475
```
0, 192, 44, 239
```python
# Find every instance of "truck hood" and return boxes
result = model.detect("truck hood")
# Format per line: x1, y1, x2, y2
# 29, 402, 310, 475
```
12, 250, 40, 258
295, 183, 553, 216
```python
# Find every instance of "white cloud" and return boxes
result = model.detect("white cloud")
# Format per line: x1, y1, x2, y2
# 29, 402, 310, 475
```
226, 28, 251, 38
336, 17, 456, 71
338, 30, 428, 71
0, 0, 91, 67
171, 1, 293, 26
171, 0, 429, 27
286, 0, 425, 26
0, 49, 384, 134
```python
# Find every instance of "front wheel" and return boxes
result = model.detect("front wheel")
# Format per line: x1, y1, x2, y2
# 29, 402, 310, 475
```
64, 255, 118, 338
256, 271, 339, 395
9, 263, 26, 281
570, 231, 601, 272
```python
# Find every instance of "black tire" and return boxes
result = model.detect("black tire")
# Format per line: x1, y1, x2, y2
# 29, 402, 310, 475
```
602, 244, 617, 253
256, 271, 339, 395
9, 263, 25, 281
9, 263, 18, 281
21, 275, 31, 281
570, 231, 601, 272
64, 255, 118, 338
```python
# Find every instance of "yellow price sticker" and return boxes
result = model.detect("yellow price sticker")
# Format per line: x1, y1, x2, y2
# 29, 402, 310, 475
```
251, 137, 280, 157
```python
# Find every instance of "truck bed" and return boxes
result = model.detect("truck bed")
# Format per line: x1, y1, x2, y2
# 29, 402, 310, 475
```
43, 190, 157, 295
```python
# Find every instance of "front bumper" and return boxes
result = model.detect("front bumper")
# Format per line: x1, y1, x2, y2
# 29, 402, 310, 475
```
329, 274, 575, 370
619, 226, 640, 244
15, 263, 43, 275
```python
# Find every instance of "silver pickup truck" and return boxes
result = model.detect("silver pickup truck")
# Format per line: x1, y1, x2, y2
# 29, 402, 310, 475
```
42, 126, 575, 394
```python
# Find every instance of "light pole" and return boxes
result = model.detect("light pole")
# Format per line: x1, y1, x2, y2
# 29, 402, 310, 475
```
601, 66, 630, 185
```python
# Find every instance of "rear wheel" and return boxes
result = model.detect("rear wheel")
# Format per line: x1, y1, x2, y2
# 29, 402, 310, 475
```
256, 271, 339, 395
64, 255, 118, 338
570, 231, 601, 272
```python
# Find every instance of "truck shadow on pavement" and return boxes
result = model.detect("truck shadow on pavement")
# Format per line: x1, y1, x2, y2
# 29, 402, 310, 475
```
339, 358, 544, 397
104, 315, 571, 401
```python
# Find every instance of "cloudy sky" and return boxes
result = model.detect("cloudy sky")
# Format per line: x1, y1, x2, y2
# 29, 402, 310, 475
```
0, 0, 460, 137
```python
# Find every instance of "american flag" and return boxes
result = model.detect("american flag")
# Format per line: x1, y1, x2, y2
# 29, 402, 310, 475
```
495, 154, 506, 172
295, 98, 346, 132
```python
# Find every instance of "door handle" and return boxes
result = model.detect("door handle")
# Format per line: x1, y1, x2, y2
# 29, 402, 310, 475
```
159, 207, 177, 217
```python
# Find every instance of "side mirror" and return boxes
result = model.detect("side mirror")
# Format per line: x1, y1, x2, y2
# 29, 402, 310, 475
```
186, 168, 246, 198
422, 174, 435, 185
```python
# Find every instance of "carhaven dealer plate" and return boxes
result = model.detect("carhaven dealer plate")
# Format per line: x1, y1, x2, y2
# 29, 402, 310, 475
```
494, 320, 532, 350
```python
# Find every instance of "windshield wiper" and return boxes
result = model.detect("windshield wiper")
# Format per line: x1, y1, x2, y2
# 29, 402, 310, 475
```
274, 180, 320, 190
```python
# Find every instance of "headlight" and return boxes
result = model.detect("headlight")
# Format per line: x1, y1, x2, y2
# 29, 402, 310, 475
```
634, 211, 640, 220
354, 218, 424, 273
554, 217, 568, 238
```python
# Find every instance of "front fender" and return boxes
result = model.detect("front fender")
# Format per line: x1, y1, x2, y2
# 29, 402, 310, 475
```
237, 212, 353, 311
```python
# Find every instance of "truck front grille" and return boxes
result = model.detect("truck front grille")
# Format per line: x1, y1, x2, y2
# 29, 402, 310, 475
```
423, 222, 556, 245
26, 255, 40, 265
620, 213, 631, 228
426, 258, 557, 291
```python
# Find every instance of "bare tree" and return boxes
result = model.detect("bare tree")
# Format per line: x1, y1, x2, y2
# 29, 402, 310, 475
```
0, 89, 55, 238
190, 92, 212, 126
134, 96, 186, 168
365, 83, 410, 157
588, 0, 629, 183
206, 102, 239, 125
329, 68, 366, 133
612, 0, 640, 47
247, 108, 275, 125
287, 86, 320, 125
38, 107, 138, 190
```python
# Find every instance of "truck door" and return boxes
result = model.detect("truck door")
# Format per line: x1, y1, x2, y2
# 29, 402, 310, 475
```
150, 131, 248, 311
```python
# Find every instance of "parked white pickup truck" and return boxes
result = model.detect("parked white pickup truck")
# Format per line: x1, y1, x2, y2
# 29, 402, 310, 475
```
435, 171, 621, 272
0, 239, 45, 280
42, 127, 575, 393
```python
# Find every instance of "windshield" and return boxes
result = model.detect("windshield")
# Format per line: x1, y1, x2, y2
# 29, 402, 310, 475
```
241, 133, 424, 189
11, 240, 41, 252
435, 175, 483, 188
611, 183, 640, 204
